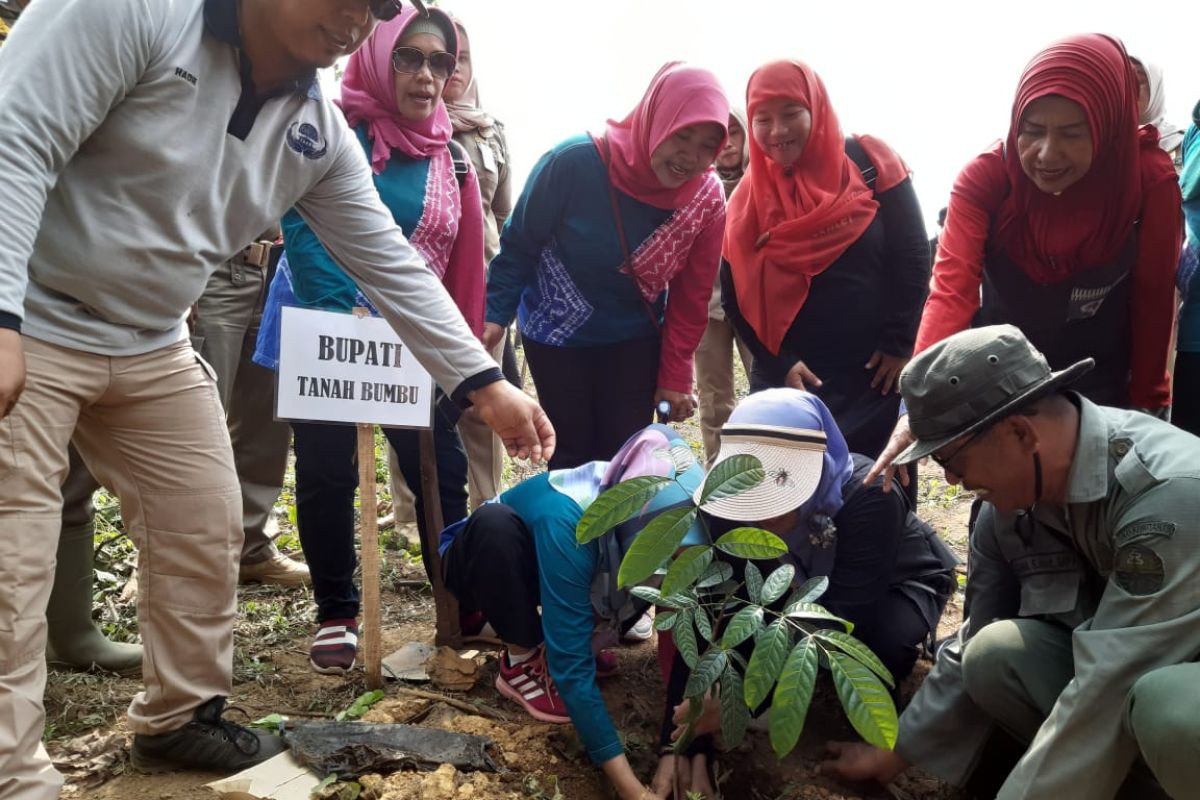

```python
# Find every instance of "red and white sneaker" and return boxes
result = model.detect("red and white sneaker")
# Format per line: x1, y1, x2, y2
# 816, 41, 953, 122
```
309, 618, 358, 674
495, 646, 570, 724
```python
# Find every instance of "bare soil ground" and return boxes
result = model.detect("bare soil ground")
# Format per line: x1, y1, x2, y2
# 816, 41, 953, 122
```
45, 364, 976, 800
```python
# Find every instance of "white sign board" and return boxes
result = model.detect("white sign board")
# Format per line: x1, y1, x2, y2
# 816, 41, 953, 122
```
276, 306, 433, 428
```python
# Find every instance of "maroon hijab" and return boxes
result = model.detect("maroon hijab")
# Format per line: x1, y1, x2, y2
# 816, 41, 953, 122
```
959, 33, 1173, 282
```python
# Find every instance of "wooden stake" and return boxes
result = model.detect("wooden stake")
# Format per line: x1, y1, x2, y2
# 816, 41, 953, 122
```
357, 423, 383, 689
418, 427, 462, 648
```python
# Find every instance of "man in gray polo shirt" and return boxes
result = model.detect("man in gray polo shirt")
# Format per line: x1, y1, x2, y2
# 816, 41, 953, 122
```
823, 326, 1200, 799
0, 0, 554, 796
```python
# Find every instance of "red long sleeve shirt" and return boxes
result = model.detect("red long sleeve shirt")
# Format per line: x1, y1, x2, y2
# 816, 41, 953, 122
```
916, 162, 1182, 409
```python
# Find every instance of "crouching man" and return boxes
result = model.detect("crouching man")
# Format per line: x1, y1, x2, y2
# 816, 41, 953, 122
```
824, 325, 1200, 799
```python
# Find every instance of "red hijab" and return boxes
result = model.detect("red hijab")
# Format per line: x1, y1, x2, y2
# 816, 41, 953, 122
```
724, 60, 909, 354
594, 62, 730, 210
956, 33, 1176, 283
338, 6, 458, 172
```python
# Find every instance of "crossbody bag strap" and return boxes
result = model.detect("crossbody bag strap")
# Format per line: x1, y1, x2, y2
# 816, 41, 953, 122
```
598, 137, 661, 332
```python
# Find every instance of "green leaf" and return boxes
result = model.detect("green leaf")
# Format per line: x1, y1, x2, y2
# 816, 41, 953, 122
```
694, 605, 714, 643
660, 546, 713, 597
250, 713, 286, 732
617, 507, 698, 588
769, 638, 819, 758
784, 603, 854, 632
575, 475, 671, 544
685, 650, 728, 698
674, 609, 699, 668
699, 454, 765, 504
661, 592, 697, 609
653, 610, 678, 632
336, 690, 385, 721
630, 586, 663, 605
696, 560, 733, 589
714, 528, 788, 560
744, 562, 764, 604
789, 575, 830, 605
744, 619, 792, 709
827, 650, 899, 750
720, 605, 764, 649
314, 774, 339, 793
812, 629, 896, 689
719, 667, 750, 747
761, 564, 796, 605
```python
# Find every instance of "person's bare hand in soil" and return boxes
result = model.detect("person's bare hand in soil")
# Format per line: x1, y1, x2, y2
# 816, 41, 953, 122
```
865, 414, 915, 491
820, 740, 908, 785
652, 753, 716, 799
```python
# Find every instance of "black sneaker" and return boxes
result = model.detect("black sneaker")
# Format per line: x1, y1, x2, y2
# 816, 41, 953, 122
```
131, 696, 287, 773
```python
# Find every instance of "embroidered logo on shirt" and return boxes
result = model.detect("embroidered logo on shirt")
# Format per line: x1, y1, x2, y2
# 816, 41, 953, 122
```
286, 122, 328, 160
1113, 543, 1165, 596
1114, 520, 1176, 550
174, 67, 198, 86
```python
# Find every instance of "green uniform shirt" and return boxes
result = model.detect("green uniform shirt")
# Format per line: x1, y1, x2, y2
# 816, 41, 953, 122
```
897, 395, 1200, 798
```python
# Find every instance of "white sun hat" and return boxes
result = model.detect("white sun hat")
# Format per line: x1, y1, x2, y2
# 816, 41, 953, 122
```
696, 389, 830, 522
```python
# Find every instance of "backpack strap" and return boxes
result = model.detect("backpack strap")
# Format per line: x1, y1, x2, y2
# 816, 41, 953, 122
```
843, 136, 878, 193
447, 138, 470, 188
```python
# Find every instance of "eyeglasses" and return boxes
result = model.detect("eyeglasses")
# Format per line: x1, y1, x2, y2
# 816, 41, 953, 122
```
368, 0, 427, 21
929, 426, 989, 472
391, 46, 457, 80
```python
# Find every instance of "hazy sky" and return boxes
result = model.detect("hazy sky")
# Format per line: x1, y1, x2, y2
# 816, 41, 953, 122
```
325, 0, 1198, 233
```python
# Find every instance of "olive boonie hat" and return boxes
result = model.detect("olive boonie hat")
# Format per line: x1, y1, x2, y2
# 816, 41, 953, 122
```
894, 325, 1093, 465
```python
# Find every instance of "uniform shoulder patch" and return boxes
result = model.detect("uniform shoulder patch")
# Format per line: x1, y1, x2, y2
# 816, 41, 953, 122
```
1113, 543, 1165, 596
1113, 520, 1176, 549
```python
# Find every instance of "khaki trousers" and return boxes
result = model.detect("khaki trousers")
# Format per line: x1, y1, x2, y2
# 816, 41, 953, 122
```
192, 256, 291, 562
456, 336, 507, 507
961, 618, 1197, 798
0, 337, 239, 800
694, 316, 752, 465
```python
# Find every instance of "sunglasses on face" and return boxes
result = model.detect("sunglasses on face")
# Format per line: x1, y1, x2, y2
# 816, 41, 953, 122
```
391, 46, 457, 80
368, 0, 427, 21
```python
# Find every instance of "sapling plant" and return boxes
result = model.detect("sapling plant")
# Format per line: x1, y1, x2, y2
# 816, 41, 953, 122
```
575, 447, 898, 762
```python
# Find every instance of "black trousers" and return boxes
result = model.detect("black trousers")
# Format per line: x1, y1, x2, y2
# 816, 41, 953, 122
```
292, 403, 467, 621
442, 503, 543, 648
522, 336, 660, 469
1173, 352, 1200, 438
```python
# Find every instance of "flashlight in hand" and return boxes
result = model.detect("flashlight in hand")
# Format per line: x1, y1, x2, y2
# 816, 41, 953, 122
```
656, 400, 672, 423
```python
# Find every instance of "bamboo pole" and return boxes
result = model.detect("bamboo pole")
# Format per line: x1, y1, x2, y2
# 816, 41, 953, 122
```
357, 423, 383, 689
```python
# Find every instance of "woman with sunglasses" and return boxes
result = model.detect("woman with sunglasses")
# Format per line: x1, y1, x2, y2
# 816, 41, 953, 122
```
868, 34, 1183, 486
255, 5, 486, 674
720, 60, 931, 466
483, 63, 730, 469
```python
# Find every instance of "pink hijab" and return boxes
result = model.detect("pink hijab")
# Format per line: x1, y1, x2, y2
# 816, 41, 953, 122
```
338, 6, 458, 173
595, 62, 731, 210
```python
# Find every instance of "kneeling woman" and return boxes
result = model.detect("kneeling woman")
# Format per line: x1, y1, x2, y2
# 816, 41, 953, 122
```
441, 425, 703, 800
653, 390, 956, 794
255, 7, 486, 673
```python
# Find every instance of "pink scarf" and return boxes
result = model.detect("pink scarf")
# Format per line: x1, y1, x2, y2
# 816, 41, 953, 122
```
338, 6, 457, 173
595, 62, 731, 210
